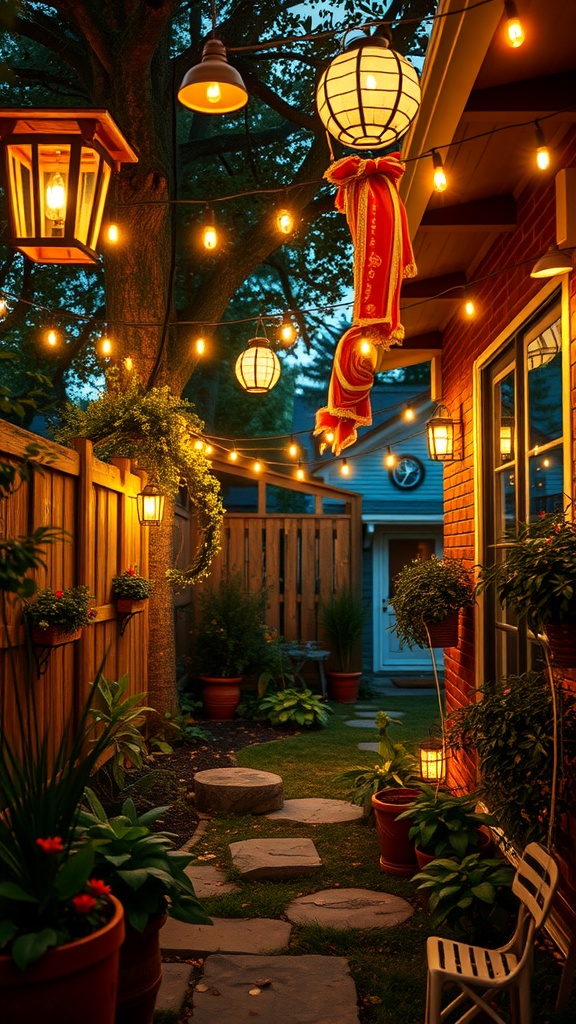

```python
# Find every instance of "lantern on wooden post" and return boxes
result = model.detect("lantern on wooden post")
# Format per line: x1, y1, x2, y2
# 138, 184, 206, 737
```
426, 404, 459, 461
136, 481, 165, 526
316, 26, 421, 150
0, 109, 137, 264
418, 739, 447, 783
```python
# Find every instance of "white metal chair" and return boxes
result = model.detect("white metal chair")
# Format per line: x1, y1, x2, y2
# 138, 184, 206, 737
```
424, 843, 559, 1024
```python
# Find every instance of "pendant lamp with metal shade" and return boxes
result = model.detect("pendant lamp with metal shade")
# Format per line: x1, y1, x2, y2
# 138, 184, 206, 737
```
177, 1, 248, 114
235, 327, 281, 394
316, 25, 421, 150
530, 243, 573, 279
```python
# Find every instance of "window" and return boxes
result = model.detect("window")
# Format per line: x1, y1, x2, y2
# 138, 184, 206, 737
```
481, 294, 564, 681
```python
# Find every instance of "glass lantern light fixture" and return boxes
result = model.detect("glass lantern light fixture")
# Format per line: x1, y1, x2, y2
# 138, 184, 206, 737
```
0, 109, 137, 264
426, 404, 459, 461
418, 739, 447, 782
234, 327, 281, 394
136, 480, 165, 526
316, 25, 421, 150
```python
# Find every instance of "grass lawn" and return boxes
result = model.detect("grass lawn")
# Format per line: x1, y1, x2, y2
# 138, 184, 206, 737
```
192, 696, 575, 1024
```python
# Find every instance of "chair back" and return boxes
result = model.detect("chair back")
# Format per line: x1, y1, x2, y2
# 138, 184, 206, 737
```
513, 842, 559, 930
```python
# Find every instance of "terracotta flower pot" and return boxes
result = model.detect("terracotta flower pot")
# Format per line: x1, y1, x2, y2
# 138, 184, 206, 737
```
425, 612, 459, 648
116, 598, 146, 614
116, 912, 167, 1024
200, 676, 242, 720
372, 787, 421, 876
0, 895, 124, 1024
545, 622, 576, 668
31, 625, 82, 645
326, 670, 362, 703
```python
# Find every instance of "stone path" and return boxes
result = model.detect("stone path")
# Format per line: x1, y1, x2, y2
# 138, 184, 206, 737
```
344, 714, 404, 728
194, 767, 284, 814
285, 888, 413, 929
229, 837, 322, 879
357, 742, 379, 752
265, 797, 363, 823
161, 915, 292, 956
185, 863, 240, 897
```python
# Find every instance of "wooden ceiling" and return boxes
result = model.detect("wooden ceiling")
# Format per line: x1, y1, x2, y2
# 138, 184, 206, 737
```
391, 0, 576, 352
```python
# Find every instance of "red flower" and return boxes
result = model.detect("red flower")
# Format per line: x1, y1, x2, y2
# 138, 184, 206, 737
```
127, 567, 136, 576
55, 590, 64, 598
36, 836, 64, 854
72, 894, 96, 914
89, 878, 112, 896
88, 608, 98, 619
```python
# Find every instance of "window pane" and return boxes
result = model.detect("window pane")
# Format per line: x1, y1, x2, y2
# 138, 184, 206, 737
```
528, 446, 563, 518
527, 318, 562, 448
497, 465, 516, 534
496, 371, 515, 467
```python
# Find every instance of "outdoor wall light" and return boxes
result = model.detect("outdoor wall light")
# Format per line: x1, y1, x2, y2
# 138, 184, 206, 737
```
0, 109, 137, 264
418, 739, 447, 782
316, 26, 420, 150
530, 243, 573, 279
136, 481, 165, 526
235, 333, 281, 393
426, 404, 460, 461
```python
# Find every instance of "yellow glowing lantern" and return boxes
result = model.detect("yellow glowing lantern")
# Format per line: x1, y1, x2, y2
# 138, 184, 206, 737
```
426, 405, 458, 461
136, 481, 165, 526
0, 109, 137, 264
235, 336, 281, 393
418, 739, 447, 782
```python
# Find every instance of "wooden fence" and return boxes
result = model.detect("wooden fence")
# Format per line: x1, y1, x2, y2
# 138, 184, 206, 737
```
0, 421, 149, 751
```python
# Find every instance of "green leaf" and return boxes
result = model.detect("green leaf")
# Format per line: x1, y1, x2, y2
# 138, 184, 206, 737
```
12, 929, 58, 970
55, 842, 95, 899
0, 882, 39, 903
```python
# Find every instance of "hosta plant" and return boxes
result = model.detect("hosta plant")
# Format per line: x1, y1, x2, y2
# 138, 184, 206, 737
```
335, 711, 418, 810
413, 853, 516, 943
255, 687, 332, 728
396, 784, 496, 857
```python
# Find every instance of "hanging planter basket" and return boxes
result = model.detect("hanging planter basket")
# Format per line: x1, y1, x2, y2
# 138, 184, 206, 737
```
31, 625, 82, 646
425, 612, 460, 648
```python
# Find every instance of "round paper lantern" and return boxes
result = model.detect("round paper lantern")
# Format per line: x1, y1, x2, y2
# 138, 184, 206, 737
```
316, 32, 420, 150
235, 338, 281, 393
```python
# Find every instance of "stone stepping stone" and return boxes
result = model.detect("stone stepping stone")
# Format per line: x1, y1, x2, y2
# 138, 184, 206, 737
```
285, 887, 413, 929
161, 916, 292, 957
265, 798, 363, 824
194, 767, 284, 814
192, 954, 359, 1024
155, 963, 192, 1019
185, 863, 240, 897
358, 742, 379, 752
344, 714, 404, 728
229, 838, 322, 880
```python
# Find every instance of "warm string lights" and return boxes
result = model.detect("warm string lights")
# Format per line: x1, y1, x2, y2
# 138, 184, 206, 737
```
504, 1, 525, 48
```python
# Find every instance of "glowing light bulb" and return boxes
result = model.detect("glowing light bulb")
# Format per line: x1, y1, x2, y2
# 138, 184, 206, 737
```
206, 82, 221, 104
543, 457, 550, 467
253, 459, 262, 473
365, 74, 377, 90
288, 440, 298, 458
124, 357, 134, 371
536, 147, 550, 171
205, 444, 214, 456
279, 318, 297, 345
359, 338, 371, 355
464, 298, 476, 318
107, 223, 119, 243
403, 407, 415, 422
296, 464, 305, 481
45, 171, 66, 223
340, 459, 350, 477
229, 449, 238, 462
46, 329, 58, 347
0, 295, 7, 317
99, 336, 112, 357
202, 225, 217, 250
195, 336, 206, 355
505, 2, 524, 47
143, 496, 157, 518
325, 429, 335, 445
276, 208, 293, 234
194, 439, 204, 451
384, 450, 396, 469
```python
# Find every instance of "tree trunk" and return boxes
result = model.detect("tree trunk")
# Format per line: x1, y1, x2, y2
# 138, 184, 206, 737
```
147, 499, 178, 718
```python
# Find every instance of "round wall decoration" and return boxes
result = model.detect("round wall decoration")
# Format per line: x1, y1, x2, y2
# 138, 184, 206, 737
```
388, 455, 425, 490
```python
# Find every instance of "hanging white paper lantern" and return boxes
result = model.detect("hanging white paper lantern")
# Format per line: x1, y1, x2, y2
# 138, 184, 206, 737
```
235, 338, 281, 393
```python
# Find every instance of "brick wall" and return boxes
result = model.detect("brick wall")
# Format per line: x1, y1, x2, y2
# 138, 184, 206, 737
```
439, 125, 576, 793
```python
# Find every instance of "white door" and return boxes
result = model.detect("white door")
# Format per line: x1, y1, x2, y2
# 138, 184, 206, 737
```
374, 532, 444, 672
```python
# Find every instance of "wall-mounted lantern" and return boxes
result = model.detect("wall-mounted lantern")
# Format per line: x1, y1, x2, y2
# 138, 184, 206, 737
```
426, 404, 460, 461
136, 481, 165, 526
0, 109, 137, 264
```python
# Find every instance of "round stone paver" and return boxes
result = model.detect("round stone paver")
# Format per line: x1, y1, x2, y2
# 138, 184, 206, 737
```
229, 837, 322, 879
194, 767, 284, 814
357, 742, 379, 752
285, 888, 413, 929
265, 798, 363, 824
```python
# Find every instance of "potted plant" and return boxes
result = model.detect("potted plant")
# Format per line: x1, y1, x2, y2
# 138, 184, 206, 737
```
77, 789, 210, 1024
24, 584, 97, 645
193, 572, 269, 719
320, 584, 368, 702
477, 508, 576, 666
390, 555, 474, 649
413, 852, 516, 944
336, 712, 420, 874
0, 672, 126, 1022
396, 784, 495, 870
112, 566, 153, 613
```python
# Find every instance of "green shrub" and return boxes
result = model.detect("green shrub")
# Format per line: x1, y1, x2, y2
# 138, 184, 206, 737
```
413, 853, 516, 943
255, 688, 332, 728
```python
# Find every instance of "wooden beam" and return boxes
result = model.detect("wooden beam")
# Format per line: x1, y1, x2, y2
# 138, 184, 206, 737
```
421, 195, 516, 232
464, 71, 576, 121
401, 272, 466, 300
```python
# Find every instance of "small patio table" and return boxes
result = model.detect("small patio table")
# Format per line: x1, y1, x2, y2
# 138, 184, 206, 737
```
285, 644, 330, 699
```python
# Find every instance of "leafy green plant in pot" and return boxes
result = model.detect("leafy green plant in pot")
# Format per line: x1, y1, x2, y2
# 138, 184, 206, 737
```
477, 508, 576, 667
193, 572, 269, 719
320, 584, 368, 701
390, 555, 474, 649
413, 853, 516, 944
112, 566, 153, 614
77, 788, 210, 1024
336, 712, 420, 874
24, 584, 97, 644
396, 784, 496, 870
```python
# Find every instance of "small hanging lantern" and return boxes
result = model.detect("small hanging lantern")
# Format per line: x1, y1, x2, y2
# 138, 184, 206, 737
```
136, 481, 165, 526
316, 26, 421, 151
426, 404, 458, 461
499, 417, 515, 461
0, 109, 137, 264
235, 326, 281, 393
418, 739, 447, 782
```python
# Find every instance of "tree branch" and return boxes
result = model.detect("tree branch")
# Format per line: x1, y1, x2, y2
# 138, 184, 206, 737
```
179, 122, 301, 167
